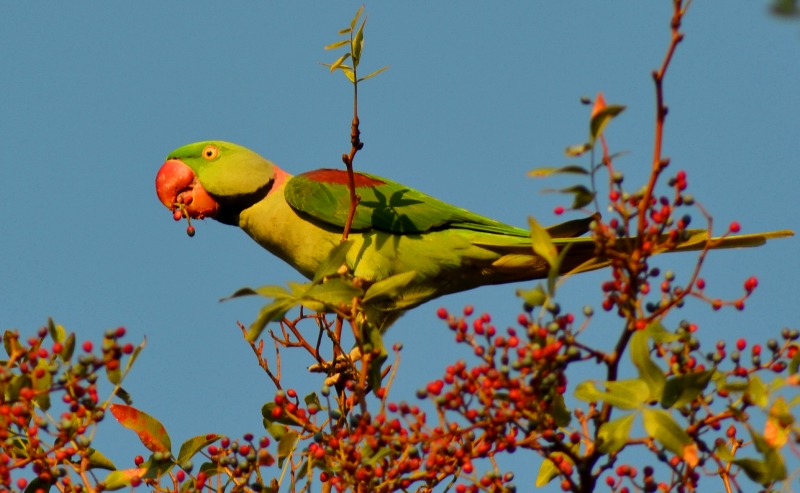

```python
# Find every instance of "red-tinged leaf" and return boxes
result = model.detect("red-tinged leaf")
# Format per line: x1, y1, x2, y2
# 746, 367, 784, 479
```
590, 92, 607, 120
110, 404, 172, 453
764, 398, 791, 448
642, 409, 698, 467
104, 468, 147, 491
590, 103, 626, 144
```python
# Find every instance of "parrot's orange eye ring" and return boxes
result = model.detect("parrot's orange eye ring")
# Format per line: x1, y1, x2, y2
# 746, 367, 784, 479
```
202, 145, 219, 161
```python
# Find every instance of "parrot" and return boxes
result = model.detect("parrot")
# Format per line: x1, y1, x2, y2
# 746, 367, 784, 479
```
155, 140, 792, 330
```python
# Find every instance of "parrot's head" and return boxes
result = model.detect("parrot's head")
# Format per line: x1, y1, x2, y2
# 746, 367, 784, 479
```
155, 141, 278, 227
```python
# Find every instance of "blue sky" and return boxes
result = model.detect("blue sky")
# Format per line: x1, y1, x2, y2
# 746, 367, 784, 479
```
1, 2, 798, 490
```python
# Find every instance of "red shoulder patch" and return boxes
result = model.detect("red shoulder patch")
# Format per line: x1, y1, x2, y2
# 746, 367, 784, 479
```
302, 169, 385, 188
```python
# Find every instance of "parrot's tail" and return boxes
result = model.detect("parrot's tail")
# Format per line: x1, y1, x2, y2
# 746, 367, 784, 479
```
477, 228, 794, 281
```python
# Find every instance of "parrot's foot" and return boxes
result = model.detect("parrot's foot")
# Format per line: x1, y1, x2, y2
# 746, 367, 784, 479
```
308, 347, 362, 386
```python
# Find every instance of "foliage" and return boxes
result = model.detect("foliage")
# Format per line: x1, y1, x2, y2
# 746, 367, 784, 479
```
7, 4, 799, 493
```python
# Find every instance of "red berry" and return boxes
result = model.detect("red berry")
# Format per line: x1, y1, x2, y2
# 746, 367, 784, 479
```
82, 341, 93, 353
116, 327, 126, 338
463, 305, 474, 316
176, 470, 185, 482
729, 221, 741, 233
696, 278, 705, 290
554, 206, 565, 215
122, 343, 134, 354
187, 225, 196, 237
436, 308, 448, 319
134, 455, 144, 466
173, 210, 182, 221
287, 389, 297, 398
52, 342, 63, 354
736, 339, 746, 351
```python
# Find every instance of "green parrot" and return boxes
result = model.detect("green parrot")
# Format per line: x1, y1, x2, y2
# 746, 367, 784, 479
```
155, 141, 792, 327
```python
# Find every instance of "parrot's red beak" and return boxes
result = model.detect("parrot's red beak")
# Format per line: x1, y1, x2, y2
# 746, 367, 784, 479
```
155, 159, 219, 219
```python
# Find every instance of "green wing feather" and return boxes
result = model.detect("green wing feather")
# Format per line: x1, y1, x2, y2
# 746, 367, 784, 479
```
284, 169, 531, 236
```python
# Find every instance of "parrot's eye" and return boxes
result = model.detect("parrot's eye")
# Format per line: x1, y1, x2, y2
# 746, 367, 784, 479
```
202, 145, 219, 161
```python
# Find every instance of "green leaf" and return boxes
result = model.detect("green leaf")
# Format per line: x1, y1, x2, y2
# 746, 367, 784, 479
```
597, 413, 635, 453
733, 452, 786, 485
342, 68, 356, 83
358, 66, 389, 82
313, 240, 354, 283
329, 53, 351, 73
746, 374, 768, 408
47, 318, 66, 343
548, 242, 572, 295
352, 16, 367, 65
104, 469, 147, 491
630, 329, 665, 401
516, 284, 547, 307
305, 278, 363, 307
221, 285, 291, 302
109, 404, 171, 454
660, 370, 714, 409
362, 322, 387, 390
7, 374, 31, 402
564, 143, 591, 157
324, 39, 350, 50
549, 393, 572, 427
643, 321, 679, 343
527, 165, 589, 178
349, 5, 364, 30
24, 477, 51, 493
574, 379, 649, 410
304, 392, 324, 411
590, 104, 626, 143
247, 299, 295, 342
121, 339, 145, 378
363, 271, 417, 303
87, 448, 117, 471
528, 216, 557, 270
61, 333, 76, 362
33, 358, 51, 410
178, 434, 219, 466
338, 27, 352, 35
536, 452, 572, 487
363, 447, 393, 466
642, 409, 698, 466
277, 431, 299, 468
541, 185, 595, 210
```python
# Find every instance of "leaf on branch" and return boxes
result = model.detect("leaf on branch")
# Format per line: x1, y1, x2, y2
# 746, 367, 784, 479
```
597, 413, 635, 453
642, 409, 698, 467
277, 431, 299, 468
313, 240, 354, 283
324, 39, 350, 50
247, 299, 296, 342
660, 369, 714, 409
541, 185, 595, 210
350, 5, 365, 30
305, 278, 364, 306
104, 469, 147, 491
536, 452, 572, 487
516, 283, 547, 307
564, 142, 591, 157
527, 165, 589, 178
589, 93, 625, 145
630, 329, 665, 401
358, 66, 389, 82
528, 216, 557, 272
363, 271, 417, 303
745, 374, 768, 408
574, 379, 649, 409
110, 404, 172, 454
178, 435, 219, 466
86, 448, 117, 471
764, 397, 792, 448
47, 318, 66, 343
329, 53, 352, 72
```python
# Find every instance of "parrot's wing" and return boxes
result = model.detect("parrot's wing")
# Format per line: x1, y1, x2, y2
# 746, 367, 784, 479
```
284, 169, 532, 236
